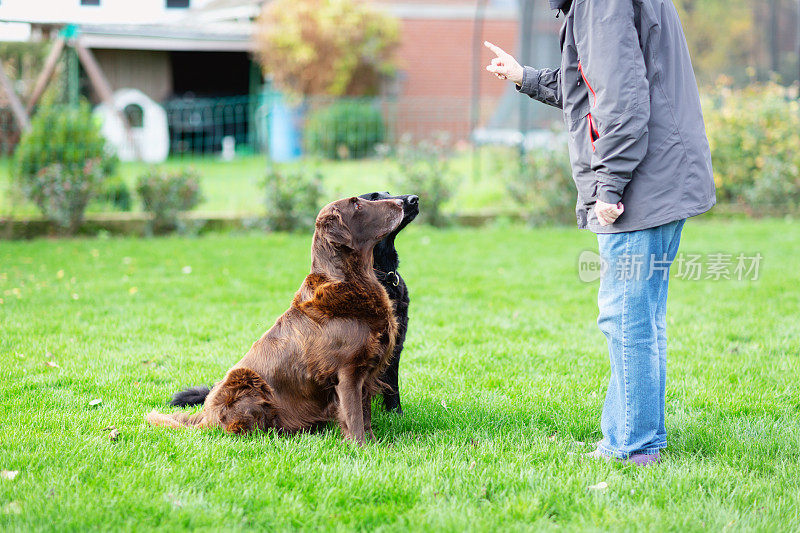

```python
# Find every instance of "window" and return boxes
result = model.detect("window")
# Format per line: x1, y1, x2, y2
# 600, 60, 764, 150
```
81, 0, 101, 5
123, 104, 144, 128
166, 0, 190, 8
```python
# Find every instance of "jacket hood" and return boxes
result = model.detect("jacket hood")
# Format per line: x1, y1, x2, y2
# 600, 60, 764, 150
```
548, 0, 571, 11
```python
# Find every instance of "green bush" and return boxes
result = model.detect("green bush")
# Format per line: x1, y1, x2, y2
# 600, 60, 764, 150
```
392, 133, 454, 227
136, 168, 203, 234
25, 161, 106, 233
504, 147, 575, 226
14, 103, 117, 233
263, 167, 324, 232
98, 176, 132, 211
305, 101, 385, 159
704, 82, 800, 211
742, 158, 800, 214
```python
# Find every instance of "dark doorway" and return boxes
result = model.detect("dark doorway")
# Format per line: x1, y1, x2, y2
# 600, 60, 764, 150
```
169, 51, 250, 97
166, 51, 253, 154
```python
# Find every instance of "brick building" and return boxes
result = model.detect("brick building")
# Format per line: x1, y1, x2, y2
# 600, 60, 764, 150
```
377, 0, 562, 139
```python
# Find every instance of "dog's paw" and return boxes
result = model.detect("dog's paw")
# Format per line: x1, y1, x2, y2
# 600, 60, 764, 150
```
146, 409, 182, 428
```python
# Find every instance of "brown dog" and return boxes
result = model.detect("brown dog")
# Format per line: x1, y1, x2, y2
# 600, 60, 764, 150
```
146, 196, 404, 443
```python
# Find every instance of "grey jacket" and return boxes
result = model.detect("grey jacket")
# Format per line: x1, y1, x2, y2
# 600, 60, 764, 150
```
518, 0, 716, 233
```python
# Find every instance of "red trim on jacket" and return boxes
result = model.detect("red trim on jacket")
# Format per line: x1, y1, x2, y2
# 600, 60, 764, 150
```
578, 61, 600, 151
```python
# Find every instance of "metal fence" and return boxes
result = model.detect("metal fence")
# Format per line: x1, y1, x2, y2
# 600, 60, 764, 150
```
0, 88, 564, 165
0, 92, 546, 161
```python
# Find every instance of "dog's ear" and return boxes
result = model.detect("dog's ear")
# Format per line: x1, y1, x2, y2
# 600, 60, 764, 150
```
316, 210, 353, 249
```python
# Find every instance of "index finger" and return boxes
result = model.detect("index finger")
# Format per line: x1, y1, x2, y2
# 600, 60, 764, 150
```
484, 41, 506, 57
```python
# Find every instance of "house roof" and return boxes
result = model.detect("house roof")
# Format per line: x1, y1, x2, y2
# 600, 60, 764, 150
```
73, 22, 253, 52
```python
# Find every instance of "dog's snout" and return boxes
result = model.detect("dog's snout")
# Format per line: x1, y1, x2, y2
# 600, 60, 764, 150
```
407, 195, 419, 206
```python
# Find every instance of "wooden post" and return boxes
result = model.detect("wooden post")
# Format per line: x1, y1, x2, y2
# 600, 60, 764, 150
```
25, 36, 66, 114
73, 39, 115, 104
0, 58, 31, 131
73, 38, 141, 159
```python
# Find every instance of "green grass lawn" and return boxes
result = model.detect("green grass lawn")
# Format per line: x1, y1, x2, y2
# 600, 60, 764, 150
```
0, 150, 513, 218
1, 219, 799, 531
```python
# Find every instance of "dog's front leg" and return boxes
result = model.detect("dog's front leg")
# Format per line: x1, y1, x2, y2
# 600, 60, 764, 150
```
335, 370, 366, 444
362, 389, 375, 441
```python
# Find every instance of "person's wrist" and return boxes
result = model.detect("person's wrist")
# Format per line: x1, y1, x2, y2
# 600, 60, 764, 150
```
511, 67, 523, 85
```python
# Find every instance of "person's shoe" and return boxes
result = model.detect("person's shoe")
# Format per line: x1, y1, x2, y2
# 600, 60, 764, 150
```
583, 449, 611, 461
623, 452, 661, 466
568, 448, 612, 460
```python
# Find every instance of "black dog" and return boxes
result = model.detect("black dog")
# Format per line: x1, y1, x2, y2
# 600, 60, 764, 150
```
170, 192, 419, 414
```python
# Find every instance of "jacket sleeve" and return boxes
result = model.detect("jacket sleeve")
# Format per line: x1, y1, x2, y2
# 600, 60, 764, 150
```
575, 0, 650, 204
516, 66, 563, 109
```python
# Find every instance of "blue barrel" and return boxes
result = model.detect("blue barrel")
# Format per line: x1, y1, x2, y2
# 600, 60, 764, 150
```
268, 95, 302, 162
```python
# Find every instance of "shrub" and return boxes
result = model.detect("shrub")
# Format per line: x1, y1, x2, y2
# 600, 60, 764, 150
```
742, 158, 800, 214
263, 167, 324, 232
136, 168, 203, 234
98, 176, 132, 211
25, 160, 106, 233
392, 134, 454, 227
504, 147, 575, 226
704, 82, 800, 210
305, 101, 385, 159
14, 103, 117, 233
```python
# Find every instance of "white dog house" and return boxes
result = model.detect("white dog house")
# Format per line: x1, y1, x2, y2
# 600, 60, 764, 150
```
95, 88, 169, 162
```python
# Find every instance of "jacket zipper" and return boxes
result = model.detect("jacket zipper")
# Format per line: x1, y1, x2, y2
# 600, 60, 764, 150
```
578, 61, 600, 151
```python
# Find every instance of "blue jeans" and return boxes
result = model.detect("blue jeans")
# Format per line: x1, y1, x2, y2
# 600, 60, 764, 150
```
596, 219, 685, 459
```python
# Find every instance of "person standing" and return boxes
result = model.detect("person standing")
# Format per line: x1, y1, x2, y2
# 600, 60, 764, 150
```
485, 0, 716, 465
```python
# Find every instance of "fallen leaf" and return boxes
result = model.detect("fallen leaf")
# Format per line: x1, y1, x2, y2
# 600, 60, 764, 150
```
468, 461, 476, 471
129, 287, 138, 295
3, 501, 21, 515
88, 399, 102, 407
109, 429, 119, 441
166, 493, 183, 508
181, 266, 192, 275
588, 481, 608, 491
45, 361, 59, 368
1, 470, 19, 481
71, 293, 79, 300
101, 425, 116, 431
56, 270, 65, 279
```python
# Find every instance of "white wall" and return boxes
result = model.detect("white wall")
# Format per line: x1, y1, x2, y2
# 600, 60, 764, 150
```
0, 0, 216, 25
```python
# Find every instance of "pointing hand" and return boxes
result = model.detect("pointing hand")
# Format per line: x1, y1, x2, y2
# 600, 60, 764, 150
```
484, 41, 524, 86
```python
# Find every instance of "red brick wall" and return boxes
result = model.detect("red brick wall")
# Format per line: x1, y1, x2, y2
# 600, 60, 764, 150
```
391, 17, 519, 139
396, 18, 518, 99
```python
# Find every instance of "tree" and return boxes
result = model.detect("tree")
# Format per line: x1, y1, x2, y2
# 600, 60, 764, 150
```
253, 0, 400, 97
673, 0, 756, 85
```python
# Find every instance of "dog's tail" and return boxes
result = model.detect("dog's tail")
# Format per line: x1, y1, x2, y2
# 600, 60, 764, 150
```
170, 385, 212, 407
